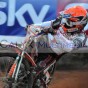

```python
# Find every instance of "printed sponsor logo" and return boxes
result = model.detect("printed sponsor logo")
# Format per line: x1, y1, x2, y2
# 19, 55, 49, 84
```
0, 0, 50, 27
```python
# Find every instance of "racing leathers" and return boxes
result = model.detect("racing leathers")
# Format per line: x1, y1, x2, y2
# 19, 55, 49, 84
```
26, 18, 88, 55
48, 28, 87, 55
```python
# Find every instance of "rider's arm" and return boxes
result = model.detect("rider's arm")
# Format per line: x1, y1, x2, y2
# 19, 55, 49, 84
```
40, 16, 62, 34
25, 15, 62, 36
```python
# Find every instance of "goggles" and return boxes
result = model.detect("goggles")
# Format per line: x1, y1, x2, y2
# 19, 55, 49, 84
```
60, 12, 87, 27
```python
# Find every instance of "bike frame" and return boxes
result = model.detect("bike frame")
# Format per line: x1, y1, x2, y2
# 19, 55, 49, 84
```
1, 35, 57, 81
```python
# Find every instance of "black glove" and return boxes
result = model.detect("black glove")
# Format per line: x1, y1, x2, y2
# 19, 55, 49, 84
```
52, 16, 62, 29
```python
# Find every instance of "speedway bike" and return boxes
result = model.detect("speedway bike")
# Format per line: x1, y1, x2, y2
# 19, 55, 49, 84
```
0, 25, 65, 88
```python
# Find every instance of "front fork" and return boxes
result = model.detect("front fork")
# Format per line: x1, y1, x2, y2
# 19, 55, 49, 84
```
11, 51, 25, 82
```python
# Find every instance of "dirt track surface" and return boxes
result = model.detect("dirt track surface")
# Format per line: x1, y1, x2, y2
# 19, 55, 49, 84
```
0, 70, 88, 88
49, 70, 88, 88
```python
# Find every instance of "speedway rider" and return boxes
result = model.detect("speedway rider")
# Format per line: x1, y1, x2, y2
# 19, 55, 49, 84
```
26, 6, 88, 55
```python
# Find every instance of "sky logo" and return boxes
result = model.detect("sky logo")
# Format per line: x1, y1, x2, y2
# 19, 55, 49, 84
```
0, 0, 50, 27
0, 0, 57, 35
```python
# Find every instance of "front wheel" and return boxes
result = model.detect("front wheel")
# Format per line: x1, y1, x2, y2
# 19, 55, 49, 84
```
0, 55, 33, 88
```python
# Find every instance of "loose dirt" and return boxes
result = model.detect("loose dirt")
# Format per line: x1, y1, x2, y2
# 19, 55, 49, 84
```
0, 70, 88, 88
49, 70, 88, 88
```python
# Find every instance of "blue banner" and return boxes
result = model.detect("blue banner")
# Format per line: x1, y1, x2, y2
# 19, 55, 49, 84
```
0, 0, 57, 36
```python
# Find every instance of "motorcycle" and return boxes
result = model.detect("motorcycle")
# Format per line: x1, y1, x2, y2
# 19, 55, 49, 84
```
0, 25, 65, 88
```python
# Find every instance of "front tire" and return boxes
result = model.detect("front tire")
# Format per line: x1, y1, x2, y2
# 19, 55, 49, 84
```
0, 54, 33, 88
